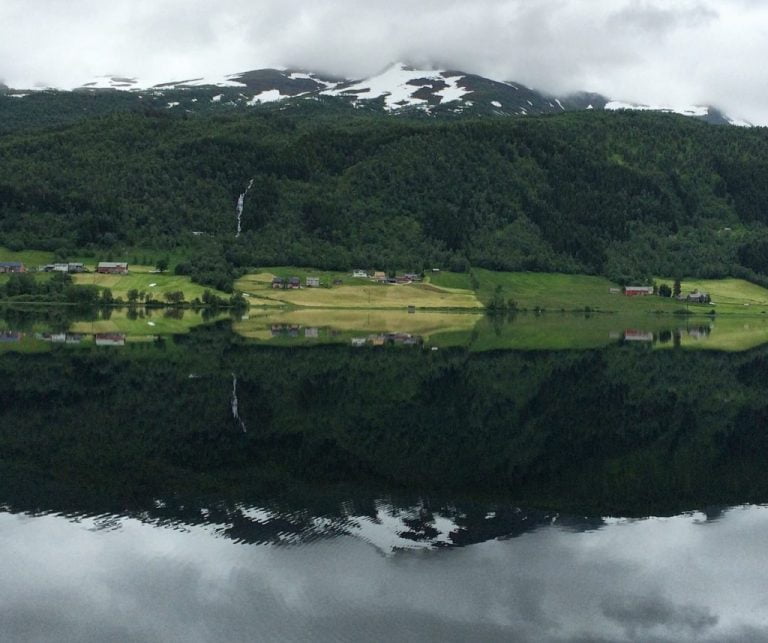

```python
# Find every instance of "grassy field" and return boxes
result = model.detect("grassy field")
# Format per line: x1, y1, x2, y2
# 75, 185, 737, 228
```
236, 270, 483, 309
0, 247, 188, 271
0, 247, 56, 267
657, 277, 768, 314
73, 269, 229, 301
457, 269, 697, 313
237, 266, 768, 315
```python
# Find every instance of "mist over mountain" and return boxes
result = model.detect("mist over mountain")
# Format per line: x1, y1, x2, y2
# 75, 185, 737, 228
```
0, 62, 746, 126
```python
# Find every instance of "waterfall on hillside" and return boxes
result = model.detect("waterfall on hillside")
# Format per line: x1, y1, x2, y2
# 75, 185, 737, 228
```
231, 373, 247, 432
235, 179, 255, 238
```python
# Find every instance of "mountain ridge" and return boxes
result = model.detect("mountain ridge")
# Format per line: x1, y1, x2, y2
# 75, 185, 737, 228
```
1, 62, 747, 126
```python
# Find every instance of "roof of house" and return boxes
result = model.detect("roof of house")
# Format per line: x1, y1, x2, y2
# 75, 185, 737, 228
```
97, 262, 128, 268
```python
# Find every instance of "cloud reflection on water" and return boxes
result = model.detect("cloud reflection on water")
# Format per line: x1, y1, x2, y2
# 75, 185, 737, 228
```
1, 505, 768, 642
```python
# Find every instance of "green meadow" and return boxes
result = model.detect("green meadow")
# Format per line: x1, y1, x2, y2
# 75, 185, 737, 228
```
6, 241, 768, 317
72, 268, 229, 301
236, 269, 483, 309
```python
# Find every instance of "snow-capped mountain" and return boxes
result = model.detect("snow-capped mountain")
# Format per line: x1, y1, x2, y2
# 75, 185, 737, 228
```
3, 63, 748, 126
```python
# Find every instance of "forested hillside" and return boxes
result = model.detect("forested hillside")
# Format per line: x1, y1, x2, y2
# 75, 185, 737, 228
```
2, 106, 768, 286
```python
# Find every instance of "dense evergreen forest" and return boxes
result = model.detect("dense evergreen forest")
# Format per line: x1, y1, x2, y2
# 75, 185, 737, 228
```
3, 103, 768, 287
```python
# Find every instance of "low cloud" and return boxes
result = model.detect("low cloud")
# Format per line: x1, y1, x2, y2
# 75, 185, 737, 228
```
0, 0, 767, 122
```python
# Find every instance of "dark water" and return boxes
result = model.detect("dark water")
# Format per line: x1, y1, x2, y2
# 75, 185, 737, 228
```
3, 315, 768, 641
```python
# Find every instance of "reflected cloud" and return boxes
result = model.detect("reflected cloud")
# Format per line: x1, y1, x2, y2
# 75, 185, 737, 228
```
2, 506, 768, 641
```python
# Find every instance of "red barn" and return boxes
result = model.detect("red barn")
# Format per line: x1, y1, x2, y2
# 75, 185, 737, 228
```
97, 262, 128, 274
624, 286, 654, 296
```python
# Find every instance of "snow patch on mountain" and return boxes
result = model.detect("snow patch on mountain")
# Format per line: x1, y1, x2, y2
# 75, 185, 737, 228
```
605, 100, 709, 117
246, 89, 284, 105
434, 77, 470, 104
322, 63, 434, 109
321, 63, 468, 110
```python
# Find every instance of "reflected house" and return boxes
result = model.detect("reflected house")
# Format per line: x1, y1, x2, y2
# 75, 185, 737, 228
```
623, 329, 654, 342
624, 286, 654, 296
0, 261, 25, 273
364, 332, 423, 346
0, 331, 22, 343
36, 332, 85, 344
304, 327, 319, 338
270, 324, 301, 337
270, 324, 283, 336
351, 337, 367, 346
95, 333, 126, 346
36, 332, 67, 343
96, 262, 128, 275
687, 325, 713, 339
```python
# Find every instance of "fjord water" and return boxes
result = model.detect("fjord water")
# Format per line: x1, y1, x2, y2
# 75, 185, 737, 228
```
3, 310, 768, 641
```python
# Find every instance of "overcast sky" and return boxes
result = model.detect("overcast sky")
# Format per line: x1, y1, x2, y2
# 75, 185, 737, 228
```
1, 0, 766, 123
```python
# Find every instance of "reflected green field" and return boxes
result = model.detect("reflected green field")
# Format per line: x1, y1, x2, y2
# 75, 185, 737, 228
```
4, 304, 768, 352
232, 308, 768, 352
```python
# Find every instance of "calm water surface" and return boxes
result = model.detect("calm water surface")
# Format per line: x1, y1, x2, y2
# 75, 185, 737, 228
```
2, 310, 768, 641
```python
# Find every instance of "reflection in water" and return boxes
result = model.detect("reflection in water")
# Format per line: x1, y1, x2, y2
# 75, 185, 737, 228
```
1, 505, 766, 642
4, 310, 768, 639
231, 373, 247, 433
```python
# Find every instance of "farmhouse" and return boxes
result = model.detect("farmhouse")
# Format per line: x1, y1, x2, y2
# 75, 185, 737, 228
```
288, 277, 301, 289
352, 270, 368, 278
624, 286, 654, 296
403, 273, 422, 282
686, 290, 710, 304
97, 262, 128, 275
0, 261, 25, 273
373, 271, 387, 282
271, 277, 285, 289
306, 276, 320, 287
